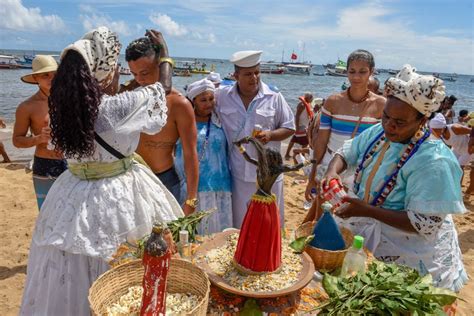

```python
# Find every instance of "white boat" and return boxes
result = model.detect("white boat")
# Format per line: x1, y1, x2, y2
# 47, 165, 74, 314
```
0, 54, 21, 69
285, 63, 311, 75
325, 59, 347, 77
260, 63, 286, 74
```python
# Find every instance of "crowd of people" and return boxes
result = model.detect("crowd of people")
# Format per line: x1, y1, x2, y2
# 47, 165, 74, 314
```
2, 26, 471, 314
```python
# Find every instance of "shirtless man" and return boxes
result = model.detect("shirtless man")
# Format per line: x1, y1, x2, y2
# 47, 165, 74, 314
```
121, 31, 199, 215
13, 55, 67, 210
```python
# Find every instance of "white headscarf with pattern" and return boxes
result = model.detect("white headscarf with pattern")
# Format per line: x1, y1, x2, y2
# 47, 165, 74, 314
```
384, 64, 446, 117
61, 26, 122, 87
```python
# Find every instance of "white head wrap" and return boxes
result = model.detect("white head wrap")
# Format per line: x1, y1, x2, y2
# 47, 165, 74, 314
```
384, 64, 446, 117
61, 26, 122, 86
186, 79, 215, 100
207, 72, 222, 84
429, 113, 447, 129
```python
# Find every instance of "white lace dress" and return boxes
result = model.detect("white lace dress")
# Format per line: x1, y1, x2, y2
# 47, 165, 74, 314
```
20, 83, 184, 315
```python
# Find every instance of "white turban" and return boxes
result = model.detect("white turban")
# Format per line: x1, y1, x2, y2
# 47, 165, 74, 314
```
207, 72, 222, 84
384, 64, 445, 117
186, 79, 215, 100
429, 113, 447, 129
61, 26, 122, 86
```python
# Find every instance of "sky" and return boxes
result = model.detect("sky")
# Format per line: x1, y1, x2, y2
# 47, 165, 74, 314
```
1, 0, 473, 74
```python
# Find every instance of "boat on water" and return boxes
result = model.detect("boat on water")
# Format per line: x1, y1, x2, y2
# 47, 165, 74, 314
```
388, 69, 398, 75
119, 66, 131, 76
17, 54, 34, 69
326, 59, 347, 77
470, 78, 474, 83
0, 54, 21, 69
260, 62, 285, 74
285, 63, 311, 75
173, 69, 192, 77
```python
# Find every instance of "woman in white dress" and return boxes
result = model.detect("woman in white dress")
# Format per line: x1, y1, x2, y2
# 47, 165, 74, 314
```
20, 27, 183, 315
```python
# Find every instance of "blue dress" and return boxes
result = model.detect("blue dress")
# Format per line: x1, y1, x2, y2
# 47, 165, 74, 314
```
175, 119, 232, 234
338, 123, 467, 291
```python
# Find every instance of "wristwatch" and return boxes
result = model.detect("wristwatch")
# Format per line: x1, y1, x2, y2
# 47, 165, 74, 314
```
185, 198, 199, 208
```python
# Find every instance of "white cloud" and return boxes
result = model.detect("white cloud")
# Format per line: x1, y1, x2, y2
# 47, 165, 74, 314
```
0, 0, 65, 32
149, 13, 188, 37
79, 6, 132, 36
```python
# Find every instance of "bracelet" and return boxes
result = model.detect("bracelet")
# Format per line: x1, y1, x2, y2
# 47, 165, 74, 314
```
159, 57, 175, 68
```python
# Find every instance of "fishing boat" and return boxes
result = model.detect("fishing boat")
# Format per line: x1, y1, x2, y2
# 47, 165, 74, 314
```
119, 66, 131, 76
0, 55, 21, 69
17, 54, 34, 69
173, 69, 192, 77
388, 69, 398, 75
326, 59, 347, 77
439, 73, 458, 82
260, 62, 285, 74
285, 63, 311, 75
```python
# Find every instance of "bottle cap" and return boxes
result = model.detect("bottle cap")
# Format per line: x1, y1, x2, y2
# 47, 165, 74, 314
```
321, 201, 332, 212
152, 223, 166, 234
353, 235, 364, 249
310, 188, 317, 194
179, 230, 189, 244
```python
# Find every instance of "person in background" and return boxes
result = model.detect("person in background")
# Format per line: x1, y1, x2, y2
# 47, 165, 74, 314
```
12, 55, 67, 210
122, 35, 199, 215
304, 49, 385, 223
323, 65, 466, 292
207, 72, 222, 88
368, 76, 381, 95
0, 118, 11, 163
20, 27, 183, 315
175, 78, 232, 233
441, 95, 457, 124
458, 109, 469, 125
468, 115, 474, 194
216, 50, 295, 228
284, 92, 313, 160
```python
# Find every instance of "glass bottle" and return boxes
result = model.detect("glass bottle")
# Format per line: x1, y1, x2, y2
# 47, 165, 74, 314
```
178, 230, 192, 261
140, 223, 171, 316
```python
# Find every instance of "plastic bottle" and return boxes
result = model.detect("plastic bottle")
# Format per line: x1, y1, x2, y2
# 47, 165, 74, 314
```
322, 178, 348, 210
141, 223, 171, 316
340, 235, 367, 277
178, 230, 192, 261
303, 188, 317, 210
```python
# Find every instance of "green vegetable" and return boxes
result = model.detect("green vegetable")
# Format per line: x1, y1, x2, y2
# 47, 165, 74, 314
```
289, 235, 314, 253
240, 299, 263, 316
314, 261, 459, 315
167, 208, 217, 243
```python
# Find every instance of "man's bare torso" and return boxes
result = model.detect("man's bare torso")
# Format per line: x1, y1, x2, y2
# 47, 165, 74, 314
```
136, 89, 185, 173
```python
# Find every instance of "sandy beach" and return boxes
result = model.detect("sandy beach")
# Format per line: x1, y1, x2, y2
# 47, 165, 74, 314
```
0, 162, 472, 315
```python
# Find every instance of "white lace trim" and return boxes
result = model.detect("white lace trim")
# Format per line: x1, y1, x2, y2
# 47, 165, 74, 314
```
407, 211, 445, 239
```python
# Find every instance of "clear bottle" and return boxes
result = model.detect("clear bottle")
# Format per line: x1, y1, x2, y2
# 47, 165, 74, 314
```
303, 188, 317, 210
340, 235, 367, 277
178, 230, 192, 261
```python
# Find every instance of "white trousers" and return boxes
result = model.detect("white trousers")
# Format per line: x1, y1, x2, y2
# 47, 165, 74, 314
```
231, 177, 284, 229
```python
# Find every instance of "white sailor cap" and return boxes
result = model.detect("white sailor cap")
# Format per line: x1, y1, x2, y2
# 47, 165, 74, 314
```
230, 50, 262, 68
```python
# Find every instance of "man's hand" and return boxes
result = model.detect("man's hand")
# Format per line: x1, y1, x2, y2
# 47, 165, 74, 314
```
334, 197, 371, 219
145, 29, 168, 56
35, 126, 51, 145
255, 130, 272, 144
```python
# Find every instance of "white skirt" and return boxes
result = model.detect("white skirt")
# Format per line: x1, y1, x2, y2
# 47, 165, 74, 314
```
21, 163, 183, 315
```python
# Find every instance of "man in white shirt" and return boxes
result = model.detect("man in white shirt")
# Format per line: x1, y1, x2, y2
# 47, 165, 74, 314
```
216, 50, 295, 228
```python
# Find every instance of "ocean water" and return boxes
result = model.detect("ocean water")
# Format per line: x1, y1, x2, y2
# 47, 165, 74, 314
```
1, 53, 473, 160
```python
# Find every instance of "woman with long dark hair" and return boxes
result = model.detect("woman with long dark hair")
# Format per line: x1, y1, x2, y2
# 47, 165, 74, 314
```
20, 27, 183, 315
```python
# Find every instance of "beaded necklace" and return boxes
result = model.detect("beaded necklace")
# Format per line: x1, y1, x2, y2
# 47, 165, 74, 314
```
353, 128, 431, 206
347, 87, 370, 104
198, 117, 212, 162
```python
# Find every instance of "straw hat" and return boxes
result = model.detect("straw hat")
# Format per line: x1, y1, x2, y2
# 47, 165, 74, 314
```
21, 55, 58, 84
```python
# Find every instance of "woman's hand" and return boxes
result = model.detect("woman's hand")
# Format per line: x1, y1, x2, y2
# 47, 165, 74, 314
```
305, 178, 318, 201
320, 169, 343, 192
334, 197, 371, 219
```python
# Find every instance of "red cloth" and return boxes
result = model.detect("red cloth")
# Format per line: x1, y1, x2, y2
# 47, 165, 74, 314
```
234, 194, 281, 272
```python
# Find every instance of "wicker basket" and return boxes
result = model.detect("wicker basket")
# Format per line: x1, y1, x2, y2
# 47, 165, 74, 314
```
88, 258, 210, 315
295, 221, 354, 271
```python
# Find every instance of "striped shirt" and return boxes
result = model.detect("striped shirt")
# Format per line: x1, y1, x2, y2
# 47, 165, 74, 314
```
319, 106, 380, 152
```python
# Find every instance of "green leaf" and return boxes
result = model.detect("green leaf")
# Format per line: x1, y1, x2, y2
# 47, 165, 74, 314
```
322, 274, 340, 297
289, 235, 314, 253
240, 299, 263, 316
